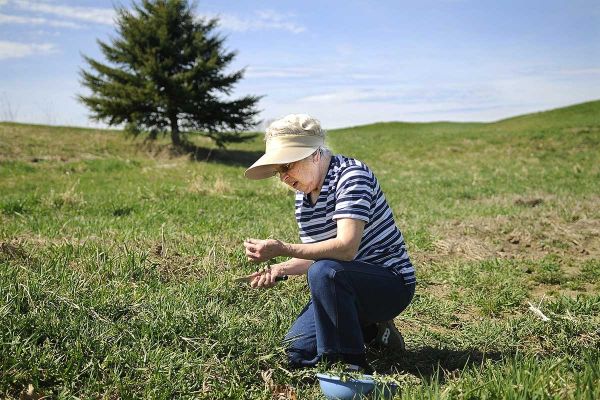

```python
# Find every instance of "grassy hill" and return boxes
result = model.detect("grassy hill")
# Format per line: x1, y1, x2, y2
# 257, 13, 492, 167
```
1, 101, 599, 398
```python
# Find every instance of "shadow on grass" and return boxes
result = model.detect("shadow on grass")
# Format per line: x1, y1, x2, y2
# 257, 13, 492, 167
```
170, 141, 263, 168
369, 346, 504, 383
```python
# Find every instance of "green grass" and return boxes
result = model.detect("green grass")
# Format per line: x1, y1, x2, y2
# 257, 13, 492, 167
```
1, 100, 599, 398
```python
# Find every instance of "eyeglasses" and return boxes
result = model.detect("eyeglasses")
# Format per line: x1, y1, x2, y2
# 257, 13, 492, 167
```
275, 162, 293, 175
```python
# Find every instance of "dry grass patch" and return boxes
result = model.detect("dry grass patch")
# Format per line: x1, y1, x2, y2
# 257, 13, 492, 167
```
136, 140, 190, 160
187, 174, 234, 196
431, 195, 600, 263
148, 243, 204, 282
0, 123, 123, 161
41, 181, 86, 209
0, 239, 30, 262
147, 237, 241, 282
529, 282, 596, 300
433, 236, 496, 262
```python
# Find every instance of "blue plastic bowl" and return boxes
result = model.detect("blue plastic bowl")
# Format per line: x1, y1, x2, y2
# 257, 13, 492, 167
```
316, 373, 399, 400
316, 373, 375, 399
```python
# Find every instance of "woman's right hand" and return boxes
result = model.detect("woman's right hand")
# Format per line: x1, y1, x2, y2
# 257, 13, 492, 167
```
250, 264, 285, 289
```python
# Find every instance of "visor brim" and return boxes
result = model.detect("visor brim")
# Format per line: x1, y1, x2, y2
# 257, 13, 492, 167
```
244, 147, 317, 180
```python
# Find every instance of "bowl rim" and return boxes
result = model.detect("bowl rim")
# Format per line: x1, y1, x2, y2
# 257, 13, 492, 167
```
316, 372, 375, 385
316, 372, 400, 388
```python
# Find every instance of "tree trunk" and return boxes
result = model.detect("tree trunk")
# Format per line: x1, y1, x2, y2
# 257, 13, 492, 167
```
170, 115, 181, 147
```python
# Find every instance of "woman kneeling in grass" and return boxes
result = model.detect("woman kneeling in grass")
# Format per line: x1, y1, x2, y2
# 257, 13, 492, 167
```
243, 114, 416, 372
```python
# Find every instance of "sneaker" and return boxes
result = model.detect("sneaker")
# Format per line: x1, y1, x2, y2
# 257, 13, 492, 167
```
373, 320, 405, 352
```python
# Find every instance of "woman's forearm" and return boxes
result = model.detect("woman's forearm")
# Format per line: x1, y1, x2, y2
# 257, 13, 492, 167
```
279, 219, 364, 262
244, 219, 364, 265
281, 238, 355, 262
277, 257, 313, 275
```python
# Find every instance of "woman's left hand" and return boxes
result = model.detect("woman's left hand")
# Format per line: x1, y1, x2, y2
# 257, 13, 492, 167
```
244, 238, 285, 262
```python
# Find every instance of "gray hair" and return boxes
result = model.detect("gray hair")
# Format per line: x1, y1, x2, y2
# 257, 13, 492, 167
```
265, 114, 326, 141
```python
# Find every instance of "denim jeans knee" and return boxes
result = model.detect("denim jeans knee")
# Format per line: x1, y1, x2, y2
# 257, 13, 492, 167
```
307, 259, 339, 288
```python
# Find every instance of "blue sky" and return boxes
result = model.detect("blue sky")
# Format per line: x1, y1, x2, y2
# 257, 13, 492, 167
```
0, 0, 599, 129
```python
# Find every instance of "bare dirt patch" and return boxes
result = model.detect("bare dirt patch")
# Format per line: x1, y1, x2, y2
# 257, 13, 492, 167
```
398, 318, 454, 336
428, 195, 600, 263
421, 282, 453, 298
0, 239, 30, 262
529, 282, 596, 299
514, 197, 544, 207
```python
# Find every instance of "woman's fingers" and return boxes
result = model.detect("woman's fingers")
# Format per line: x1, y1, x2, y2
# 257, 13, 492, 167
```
244, 239, 282, 271
250, 270, 266, 288
267, 268, 278, 285
247, 253, 261, 262
249, 268, 280, 289
245, 245, 261, 262
258, 270, 270, 287
244, 238, 260, 251
244, 240, 263, 262
243, 238, 280, 264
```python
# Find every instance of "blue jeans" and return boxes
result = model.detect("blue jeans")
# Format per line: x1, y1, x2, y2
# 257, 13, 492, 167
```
284, 258, 416, 368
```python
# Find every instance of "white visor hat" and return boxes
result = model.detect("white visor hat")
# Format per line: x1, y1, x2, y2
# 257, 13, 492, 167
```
244, 115, 325, 180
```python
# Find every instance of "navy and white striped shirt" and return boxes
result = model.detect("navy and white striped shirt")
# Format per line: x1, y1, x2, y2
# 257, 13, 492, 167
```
295, 154, 416, 284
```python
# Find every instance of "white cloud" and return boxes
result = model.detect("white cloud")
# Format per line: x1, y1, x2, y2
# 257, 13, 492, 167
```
0, 40, 56, 59
13, 0, 115, 25
9, 2, 303, 32
244, 65, 396, 81
298, 89, 398, 103
204, 10, 305, 33
0, 12, 82, 28
296, 84, 496, 105
255, 9, 305, 32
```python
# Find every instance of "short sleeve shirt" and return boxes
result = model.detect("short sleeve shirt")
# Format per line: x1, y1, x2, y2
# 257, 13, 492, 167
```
295, 154, 416, 284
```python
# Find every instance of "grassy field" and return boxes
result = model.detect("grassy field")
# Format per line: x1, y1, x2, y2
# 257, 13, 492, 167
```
1, 100, 599, 399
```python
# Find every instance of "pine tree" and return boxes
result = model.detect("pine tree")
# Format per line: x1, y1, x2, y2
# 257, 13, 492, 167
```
79, 0, 261, 148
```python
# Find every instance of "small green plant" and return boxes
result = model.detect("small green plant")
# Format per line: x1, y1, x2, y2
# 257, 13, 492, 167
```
534, 257, 564, 285
580, 259, 600, 282
1, 198, 27, 215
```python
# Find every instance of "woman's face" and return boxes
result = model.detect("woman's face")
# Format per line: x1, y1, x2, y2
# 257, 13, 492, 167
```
277, 153, 322, 193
